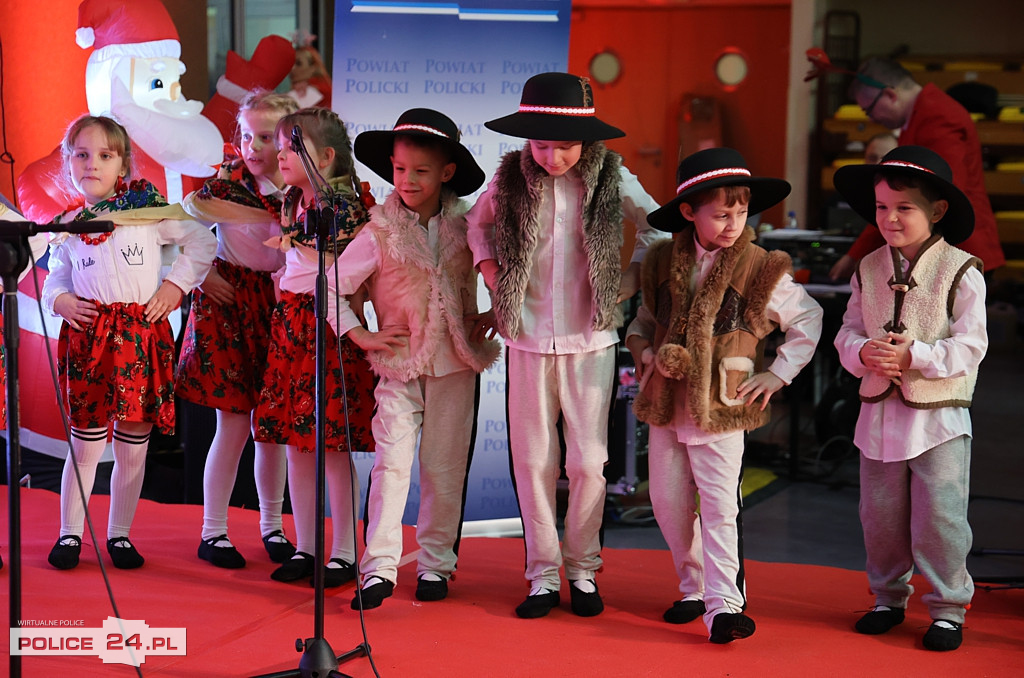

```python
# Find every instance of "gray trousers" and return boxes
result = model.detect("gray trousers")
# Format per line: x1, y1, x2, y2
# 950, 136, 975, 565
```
859, 434, 974, 623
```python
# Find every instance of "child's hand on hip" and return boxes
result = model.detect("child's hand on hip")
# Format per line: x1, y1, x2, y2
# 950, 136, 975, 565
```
145, 281, 183, 323
53, 293, 99, 331
198, 267, 235, 305
737, 371, 785, 411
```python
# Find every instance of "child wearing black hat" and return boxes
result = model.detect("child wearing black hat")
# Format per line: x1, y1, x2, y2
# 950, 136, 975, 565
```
625, 147, 822, 643
328, 108, 501, 610
466, 72, 664, 619
833, 145, 987, 652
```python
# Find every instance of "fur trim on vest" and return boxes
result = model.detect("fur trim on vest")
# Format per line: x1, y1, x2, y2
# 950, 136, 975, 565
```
361, 190, 501, 381
489, 141, 625, 339
633, 227, 791, 432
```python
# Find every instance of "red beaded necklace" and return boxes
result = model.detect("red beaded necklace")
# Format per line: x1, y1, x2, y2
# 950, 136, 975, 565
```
79, 230, 116, 246
257, 190, 282, 223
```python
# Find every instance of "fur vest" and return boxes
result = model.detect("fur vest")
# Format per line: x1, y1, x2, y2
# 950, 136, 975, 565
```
633, 227, 791, 433
360, 190, 501, 381
489, 141, 625, 340
857, 236, 981, 408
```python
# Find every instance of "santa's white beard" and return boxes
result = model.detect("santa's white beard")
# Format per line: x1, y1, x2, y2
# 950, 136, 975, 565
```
111, 88, 222, 178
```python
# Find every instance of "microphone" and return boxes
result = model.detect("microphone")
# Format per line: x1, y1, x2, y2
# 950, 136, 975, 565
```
291, 125, 304, 153
0, 220, 115, 237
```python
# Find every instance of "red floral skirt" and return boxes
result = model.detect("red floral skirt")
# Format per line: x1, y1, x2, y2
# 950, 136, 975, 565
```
58, 302, 176, 433
254, 291, 375, 453
176, 259, 276, 412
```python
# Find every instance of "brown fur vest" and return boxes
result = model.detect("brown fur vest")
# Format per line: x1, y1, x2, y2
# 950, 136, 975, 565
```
633, 226, 791, 433
489, 141, 625, 340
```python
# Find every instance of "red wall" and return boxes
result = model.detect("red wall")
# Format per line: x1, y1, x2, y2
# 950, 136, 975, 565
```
569, 1, 792, 230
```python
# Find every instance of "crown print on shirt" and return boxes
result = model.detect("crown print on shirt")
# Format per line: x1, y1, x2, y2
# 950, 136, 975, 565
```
122, 243, 144, 266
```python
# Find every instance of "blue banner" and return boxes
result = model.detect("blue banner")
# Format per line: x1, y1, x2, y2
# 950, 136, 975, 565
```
334, 0, 573, 522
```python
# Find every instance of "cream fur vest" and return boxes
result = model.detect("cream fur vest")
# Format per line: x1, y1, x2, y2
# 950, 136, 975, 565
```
632, 227, 791, 433
360, 190, 501, 381
490, 141, 625, 340
857, 236, 981, 408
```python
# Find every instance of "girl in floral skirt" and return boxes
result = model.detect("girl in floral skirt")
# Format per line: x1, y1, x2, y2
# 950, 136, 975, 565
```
42, 115, 217, 570
179, 90, 299, 570
254, 108, 376, 587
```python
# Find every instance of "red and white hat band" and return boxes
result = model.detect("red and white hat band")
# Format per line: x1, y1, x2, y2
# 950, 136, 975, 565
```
518, 104, 595, 117
394, 123, 452, 139
879, 160, 935, 175
676, 167, 751, 194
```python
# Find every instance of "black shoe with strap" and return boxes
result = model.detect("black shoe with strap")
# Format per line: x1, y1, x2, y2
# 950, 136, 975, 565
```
854, 606, 905, 635
318, 558, 356, 588
515, 589, 560, 619
198, 535, 246, 569
48, 535, 82, 570
262, 530, 296, 563
270, 551, 314, 582
923, 620, 963, 651
107, 537, 145, 569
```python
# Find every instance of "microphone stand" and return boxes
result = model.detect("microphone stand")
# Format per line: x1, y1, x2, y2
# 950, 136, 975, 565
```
0, 219, 113, 678
252, 128, 367, 678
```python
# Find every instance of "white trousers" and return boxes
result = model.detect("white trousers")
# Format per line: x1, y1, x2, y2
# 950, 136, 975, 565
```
648, 425, 747, 629
507, 346, 615, 589
360, 370, 478, 584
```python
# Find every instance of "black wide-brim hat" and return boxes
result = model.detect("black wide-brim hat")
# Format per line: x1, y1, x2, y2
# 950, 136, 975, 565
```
485, 72, 625, 142
647, 147, 792, 233
833, 145, 974, 245
355, 108, 485, 196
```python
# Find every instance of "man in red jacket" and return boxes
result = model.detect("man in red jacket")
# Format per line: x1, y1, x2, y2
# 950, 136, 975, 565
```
830, 57, 1005, 279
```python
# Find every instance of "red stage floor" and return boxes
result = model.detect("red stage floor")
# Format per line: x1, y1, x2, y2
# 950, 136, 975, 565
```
2, 486, 1022, 677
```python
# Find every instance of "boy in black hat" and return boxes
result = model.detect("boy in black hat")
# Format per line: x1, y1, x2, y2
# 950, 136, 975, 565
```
833, 145, 987, 651
466, 72, 663, 619
327, 108, 501, 609
625, 147, 822, 643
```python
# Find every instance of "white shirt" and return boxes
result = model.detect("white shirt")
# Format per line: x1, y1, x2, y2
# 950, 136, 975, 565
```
627, 235, 823, 445
834, 254, 987, 461
466, 162, 664, 355
42, 211, 217, 313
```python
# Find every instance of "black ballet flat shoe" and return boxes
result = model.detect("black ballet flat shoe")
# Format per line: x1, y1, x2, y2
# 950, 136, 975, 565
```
855, 606, 905, 635
709, 612, 756, 644
270, 552, 315, 582
415, 575, 449, 602
350, 577, 395, 610
198, 535, 246, 569
106, 537, 145, 569
569, 580, 604, 617
262, 530, 296, 563
317, 559, 356, 588
923, 620, 963, 651
515, 589, 560, 619
48, 535, 82, 570
663, 599, 706, 624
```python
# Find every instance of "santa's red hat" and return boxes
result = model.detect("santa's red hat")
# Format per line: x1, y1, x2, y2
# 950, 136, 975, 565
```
75, 0, 181, 62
